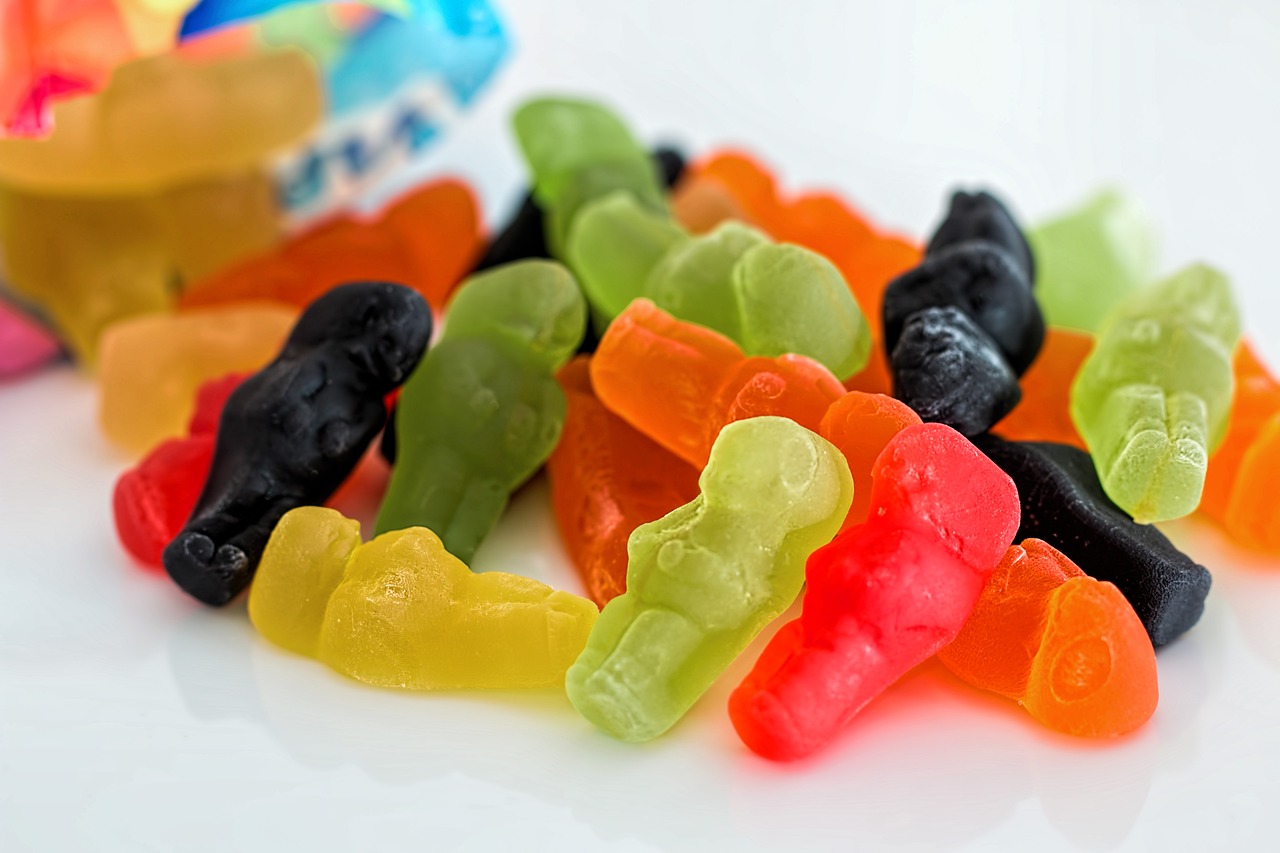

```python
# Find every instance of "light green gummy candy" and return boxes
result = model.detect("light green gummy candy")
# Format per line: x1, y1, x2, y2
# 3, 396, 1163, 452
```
1070, 263, 1240, 523
512, 98, 666, 258
564, 416, 853, 742
1029, 190, 1158, 331
375, 260, 586, 560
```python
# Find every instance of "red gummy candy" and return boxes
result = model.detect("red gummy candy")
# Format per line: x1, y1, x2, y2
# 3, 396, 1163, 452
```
818, 391, 922, 530
729, 422, 1020, 761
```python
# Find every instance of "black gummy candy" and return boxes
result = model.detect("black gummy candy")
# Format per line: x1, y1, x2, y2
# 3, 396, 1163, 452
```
972, 434, 1212, 648
882, 241, 1045, 376
890, 306, 1021, 436
163, 282, 434, 606
926, 189, 1035, 282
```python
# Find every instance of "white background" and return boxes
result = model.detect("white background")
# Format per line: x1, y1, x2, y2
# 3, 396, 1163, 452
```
4, 1, 1280, 850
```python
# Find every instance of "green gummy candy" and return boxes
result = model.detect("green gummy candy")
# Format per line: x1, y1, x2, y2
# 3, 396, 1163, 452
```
1030, 190, 1158, 331
568, 190, 687, 329
375, 260, 587, 559
565, 416, 853, 742
733, 242, 872, 380
1070, 263, 1240, 523
513, 98, 666, 258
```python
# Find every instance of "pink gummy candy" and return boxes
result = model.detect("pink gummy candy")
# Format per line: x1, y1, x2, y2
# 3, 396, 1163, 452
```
0, 300, 60, 376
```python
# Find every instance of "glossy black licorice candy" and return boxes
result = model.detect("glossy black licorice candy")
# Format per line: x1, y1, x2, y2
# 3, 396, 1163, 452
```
882, 241, 1045, 376
163, 282, 434, 606
972, 434, 1212, 647
891, 306, 1021, 436
926, 189, 1035, 282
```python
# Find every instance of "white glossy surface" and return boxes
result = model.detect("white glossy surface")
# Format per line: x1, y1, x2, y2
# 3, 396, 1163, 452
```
4, 1, 1280, 850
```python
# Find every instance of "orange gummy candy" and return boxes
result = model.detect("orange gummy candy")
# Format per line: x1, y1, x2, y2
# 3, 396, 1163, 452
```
993, 326, 1093, 449
590, 299, 845, 468
1202, 340, 1280, 551
180, 179, 481, 313
670, 176, 753, 235
98, 303, 297, 455
939, 538, 1158, 737
819, 392, 922, 530
547, 357, 702, 606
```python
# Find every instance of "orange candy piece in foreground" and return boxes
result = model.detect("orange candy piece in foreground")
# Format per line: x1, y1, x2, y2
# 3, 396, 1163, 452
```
939, 539, 1158, 737
994, 326, 1093, 449
547, 357, 701, 606
1201, 341, 1280, 551
590, 299, 845, 468
180, 179, 482, 313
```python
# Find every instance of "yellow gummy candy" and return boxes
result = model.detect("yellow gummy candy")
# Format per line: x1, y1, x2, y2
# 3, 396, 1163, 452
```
97, 304, 297, 455
0, 49, 321, 195
249, 507, 599, 690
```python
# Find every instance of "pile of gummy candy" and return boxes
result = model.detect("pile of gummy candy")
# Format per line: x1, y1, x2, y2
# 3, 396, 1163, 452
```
4, 45, 1280, 765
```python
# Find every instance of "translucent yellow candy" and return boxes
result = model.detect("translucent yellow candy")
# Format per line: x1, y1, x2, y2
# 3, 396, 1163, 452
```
98, 304, 297, 455
0, 50, 321, 195
249, 507, 599, 690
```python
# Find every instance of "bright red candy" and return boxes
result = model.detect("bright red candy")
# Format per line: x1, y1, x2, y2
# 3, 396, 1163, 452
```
112, 372, 247, 569
728, 422, 1020, 761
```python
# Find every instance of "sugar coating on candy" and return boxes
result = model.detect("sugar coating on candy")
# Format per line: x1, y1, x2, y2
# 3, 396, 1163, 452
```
883, 241, 1043, 376
939, 539, 1158, 738
890, 306, 1022, 436
180, 179, 481, 313
729, 422, 1020, 761
0, 50, 321, 192
994, 327, 1092, 449
0, 171, 281, 362
0, 299, 59, 377
570, 193, 871, 380
818, 391, 922, 530
250, 507, 598, 689
164, 282, 432, 606
512, 97, 665, 257
98, 303, 297, 455
1071, 263, 1241, 523
1030, 190, 1158, 332
112, 372, 246, 568
972, 434, 1211, 647
548, 357, 701, 606
375, 261, 585, 560
926, 189, 1035, 281
565, 417, 853, 742
590, 299, 845, 468
1201, 342, 1280, 551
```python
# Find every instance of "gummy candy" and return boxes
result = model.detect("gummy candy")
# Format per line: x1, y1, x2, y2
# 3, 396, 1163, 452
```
375, 261, 586, 560
513, 97, 667, 258
1029, 190, 1158, 332
993, 326, 1091, 449
1201, 342, 1280, 551
112, 373, 243, 568
890, 305, 1022, 436
1071, 263, 1240, 523
0, 171, 281, 361
565, 416, 853, 742
98, 303, 297, 455
973, 434, 1211, 647
729, 422, 1020, 761
569, 196, 871, 380
883, 241, 1043, 376
547, 356, 701, 606
249, 507, 598, 689
590, 299, 845, 468
670, 174, 750, 235
0, 50, 321, 192
817, 391, 921, 530
926, 190, 1034, 281
180, 179, 482, 313
938, 539, 1158, 738
164, 282, 432, 606
0, 299, 59, 377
